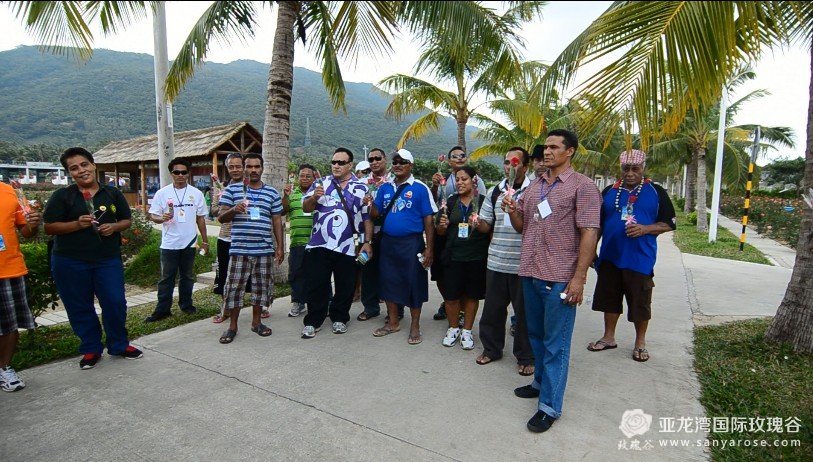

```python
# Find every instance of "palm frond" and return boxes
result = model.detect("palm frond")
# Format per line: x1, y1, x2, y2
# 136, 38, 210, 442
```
378, 74, 457, 119
397, 111, 442, 148
6, 1, 96, 59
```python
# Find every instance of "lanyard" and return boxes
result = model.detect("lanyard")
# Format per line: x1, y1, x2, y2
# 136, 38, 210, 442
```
539, 179, 559, 202
458, 198, 473, 220
173, 185, 188, 207
246, 183, 263, 204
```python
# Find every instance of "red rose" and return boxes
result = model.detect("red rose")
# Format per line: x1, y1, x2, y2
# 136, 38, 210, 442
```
82, 191, 92, 201
510, 156, 520, 167
438, 154, 446, 162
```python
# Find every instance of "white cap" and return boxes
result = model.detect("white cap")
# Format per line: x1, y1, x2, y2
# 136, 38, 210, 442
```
394, 148, 414, 163
355, 160, 371, 172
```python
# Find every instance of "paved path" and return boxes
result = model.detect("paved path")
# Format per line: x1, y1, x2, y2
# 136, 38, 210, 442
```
3, 237, 712, 461
716, 214, 797, 269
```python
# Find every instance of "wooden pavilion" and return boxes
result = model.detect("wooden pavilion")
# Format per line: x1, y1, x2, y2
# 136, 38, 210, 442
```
93, 121, 262, 212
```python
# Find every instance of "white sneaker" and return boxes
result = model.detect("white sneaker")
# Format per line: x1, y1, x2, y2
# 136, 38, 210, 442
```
332, 322, 347, 334
301, 325, 316, 339
461, 330, 475, 350
288, 303, 307, 317
0, 366, 25, 392
442, 327, 461, 347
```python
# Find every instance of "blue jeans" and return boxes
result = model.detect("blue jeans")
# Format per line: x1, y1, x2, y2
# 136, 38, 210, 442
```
154, 246, 196, 316
522, 277, 577, 419
51, 254, 129, 355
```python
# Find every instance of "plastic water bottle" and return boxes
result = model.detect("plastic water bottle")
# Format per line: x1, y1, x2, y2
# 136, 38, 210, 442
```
357, 250, 370, 265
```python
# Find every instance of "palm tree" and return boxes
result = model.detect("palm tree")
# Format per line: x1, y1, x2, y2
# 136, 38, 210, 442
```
541, 1, 813, 352
378, 2, 546, 151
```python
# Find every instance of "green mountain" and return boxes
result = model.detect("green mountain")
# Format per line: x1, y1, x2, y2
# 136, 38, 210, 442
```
0, 46, 479, 159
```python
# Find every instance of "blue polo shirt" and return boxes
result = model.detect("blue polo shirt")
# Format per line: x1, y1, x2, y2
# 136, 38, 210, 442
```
374, 175, 438, 237
597, 181, 676, 276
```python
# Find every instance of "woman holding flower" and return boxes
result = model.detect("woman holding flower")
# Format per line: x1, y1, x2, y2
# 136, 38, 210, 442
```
43, 147, 141, 370
435, 165, 489, 350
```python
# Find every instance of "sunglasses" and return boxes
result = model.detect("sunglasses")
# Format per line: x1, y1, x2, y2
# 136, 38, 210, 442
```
171, 170, 189, 175
391, 160, 411, 166
359, 169, 372, 174
450, 154, 466, 160
368, 156, 383, 162
331, 160, 351, 166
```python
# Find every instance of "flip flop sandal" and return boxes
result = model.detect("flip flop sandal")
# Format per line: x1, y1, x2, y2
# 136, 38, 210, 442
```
212, 314, 229, 324
518, 364, 535, 376
356, 312, 380, 321
219, 329, 237, 344
373, 326, 400, 337
632, 348, 650, 362
587, 340, 618, 352
260, 310, 271, 319
408, 332, 423, 345
476, 355, 495, 365
251, 323, 273, 337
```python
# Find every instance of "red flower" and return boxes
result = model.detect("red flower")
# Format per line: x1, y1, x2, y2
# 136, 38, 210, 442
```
82, 190, 92, 201
438, 154, 446, 162
510, 156, 520, 167
243, 177, 250, 186
210, 173, 220, 183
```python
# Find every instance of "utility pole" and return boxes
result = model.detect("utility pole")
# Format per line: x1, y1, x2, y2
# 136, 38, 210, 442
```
304, 117, 312, 158
709, 87, 727, 242
153, 1, 175, 187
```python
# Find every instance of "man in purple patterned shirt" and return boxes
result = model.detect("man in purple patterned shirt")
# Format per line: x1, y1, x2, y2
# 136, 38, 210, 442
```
300, 147, 373, 339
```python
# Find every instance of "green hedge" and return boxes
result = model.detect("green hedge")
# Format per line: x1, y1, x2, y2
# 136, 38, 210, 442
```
20, 243, 60, 321
124, 232, 217, 287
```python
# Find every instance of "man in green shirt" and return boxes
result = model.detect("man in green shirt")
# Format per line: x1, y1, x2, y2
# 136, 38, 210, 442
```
281, 164, 318, 317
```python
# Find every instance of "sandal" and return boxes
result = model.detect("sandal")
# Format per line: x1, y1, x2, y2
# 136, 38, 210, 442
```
587, 339, 618, 352
373, 325, 400, 337
632, 348, 650, 362
212, 313, 229, 324
518, 364, 535, 376
251, 323, 273, 337
476, 354, 495, 365
356, 312, 380, 321
408, 331, 422, 345
219, 329, 237, 344
260, 309, 271, 319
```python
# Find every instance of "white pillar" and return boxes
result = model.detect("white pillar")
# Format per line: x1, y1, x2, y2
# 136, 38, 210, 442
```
153, 2, 175, 187
709, 87, 727, 242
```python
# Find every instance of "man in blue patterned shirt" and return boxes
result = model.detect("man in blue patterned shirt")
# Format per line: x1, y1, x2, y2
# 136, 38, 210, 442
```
301, 148, 372, 339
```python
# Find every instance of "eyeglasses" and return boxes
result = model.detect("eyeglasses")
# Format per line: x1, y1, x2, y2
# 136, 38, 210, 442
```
368, 156, 383, 162
450, 154, 466, 160
391, 160, 411, 166
331, 160, 351, 166
171, 170, 189, 175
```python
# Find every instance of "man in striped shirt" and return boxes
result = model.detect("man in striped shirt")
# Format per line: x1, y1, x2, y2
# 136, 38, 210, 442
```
216, 153, 284, 344
282, 164, 318, 317
471, 147, 534, 376
504, 130, 601, 433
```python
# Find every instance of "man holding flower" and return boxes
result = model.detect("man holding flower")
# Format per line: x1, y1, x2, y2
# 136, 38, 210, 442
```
44, 147, 141, 370
145, 158, 209, 323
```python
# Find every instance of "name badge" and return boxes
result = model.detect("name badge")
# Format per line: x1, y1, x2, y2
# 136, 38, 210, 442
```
176, 208, 187, 223
249, 207, 261, 220
537, 199, 552, 219
621, 206, 632, 221
458, 223, 470, 238
0, 234, 6, 252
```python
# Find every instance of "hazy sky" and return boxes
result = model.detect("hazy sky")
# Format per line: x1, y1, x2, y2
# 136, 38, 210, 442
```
0, 1, 807, 165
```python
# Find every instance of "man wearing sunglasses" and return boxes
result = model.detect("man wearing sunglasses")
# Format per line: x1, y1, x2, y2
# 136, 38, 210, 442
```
300, 148, 373, 338
145, 158, 209, 323
429, 146, 487, 322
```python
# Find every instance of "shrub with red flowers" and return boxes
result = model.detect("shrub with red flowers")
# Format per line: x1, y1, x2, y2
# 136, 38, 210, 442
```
120, 209, 156, 261
720, 194, 803, 249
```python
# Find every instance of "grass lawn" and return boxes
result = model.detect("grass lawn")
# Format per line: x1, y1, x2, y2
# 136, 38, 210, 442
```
125, 234, 219, 287
694, 318, 812, 461
673, 210, 771, 265
13, 283, 291, 371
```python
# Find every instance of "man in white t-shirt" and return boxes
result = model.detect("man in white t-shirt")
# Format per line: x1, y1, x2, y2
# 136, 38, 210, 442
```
145, 158, 209, 322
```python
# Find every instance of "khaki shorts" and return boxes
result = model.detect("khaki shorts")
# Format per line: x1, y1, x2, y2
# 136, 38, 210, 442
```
592, 261, 654, 322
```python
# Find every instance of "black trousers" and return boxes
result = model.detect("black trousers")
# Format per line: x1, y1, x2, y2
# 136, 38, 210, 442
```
478, 269, 534, 365
303, 247, 356, 328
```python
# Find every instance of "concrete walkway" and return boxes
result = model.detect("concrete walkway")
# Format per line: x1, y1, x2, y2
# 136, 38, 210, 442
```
716, 214, 797, 269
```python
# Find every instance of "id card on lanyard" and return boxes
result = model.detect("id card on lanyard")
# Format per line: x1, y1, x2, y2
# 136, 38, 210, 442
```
536, 180, 558, 220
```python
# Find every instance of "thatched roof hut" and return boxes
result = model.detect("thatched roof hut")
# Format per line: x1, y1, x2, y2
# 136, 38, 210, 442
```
92, 121, 262, 212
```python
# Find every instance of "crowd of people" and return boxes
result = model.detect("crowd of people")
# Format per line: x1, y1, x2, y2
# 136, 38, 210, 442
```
0, 130, 677, 435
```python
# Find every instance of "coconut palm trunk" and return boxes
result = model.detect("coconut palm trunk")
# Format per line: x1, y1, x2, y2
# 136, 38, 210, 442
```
456, 118, 467, 151
695, 147, 708, 232
765, 45, 813, 353
685, 153, 697, 213
261, 1, 299, 282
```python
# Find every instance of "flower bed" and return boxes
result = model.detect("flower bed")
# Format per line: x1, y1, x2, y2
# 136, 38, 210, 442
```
719, 195, 804, 249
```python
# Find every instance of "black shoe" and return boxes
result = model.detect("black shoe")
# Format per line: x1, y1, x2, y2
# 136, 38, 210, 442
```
181, 306, 198, 315
79, 353, 102, 370
144, 313, 171, 323
110, 345, 143, 359
514, 384, 540, 399
527, 411, 556, 433
433, 303, 447, 320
